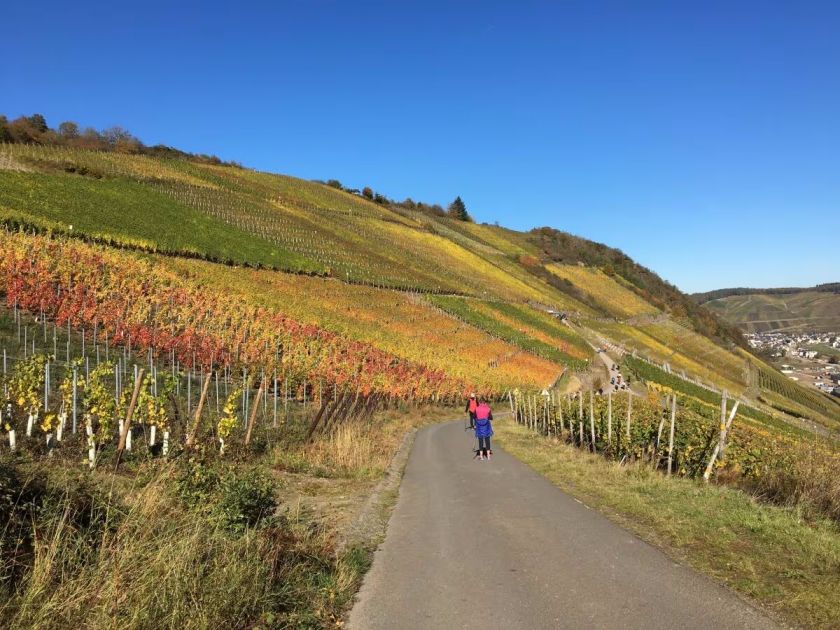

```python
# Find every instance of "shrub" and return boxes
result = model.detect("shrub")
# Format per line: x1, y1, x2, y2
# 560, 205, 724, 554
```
217, 468, 278, 532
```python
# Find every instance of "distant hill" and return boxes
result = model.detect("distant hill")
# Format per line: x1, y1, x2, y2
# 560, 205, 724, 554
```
692, 283, 840, 304
699, 288, 840, 333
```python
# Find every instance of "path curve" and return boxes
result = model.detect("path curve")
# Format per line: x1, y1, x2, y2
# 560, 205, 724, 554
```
348, 420, 776, 629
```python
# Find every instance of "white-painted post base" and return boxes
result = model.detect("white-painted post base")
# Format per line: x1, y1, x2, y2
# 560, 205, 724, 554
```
126, 429, 132, 451
8, 429, 16, 451
162, 431, 170, 456
57, 413, 66, 442
219, 438, 226, 455
26, 413, 35, 437
86, 421, 96, 469
149, 425, 157, 447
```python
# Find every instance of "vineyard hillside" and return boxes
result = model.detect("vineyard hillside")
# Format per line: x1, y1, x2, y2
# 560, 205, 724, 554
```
1, 142, 838, 432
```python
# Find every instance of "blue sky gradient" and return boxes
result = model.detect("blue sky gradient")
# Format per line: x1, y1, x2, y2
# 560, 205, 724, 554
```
3, 1, 838, 292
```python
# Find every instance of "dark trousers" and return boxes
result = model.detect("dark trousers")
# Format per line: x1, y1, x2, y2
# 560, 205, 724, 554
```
468, 411, 476, 428
478, 436, 491, 455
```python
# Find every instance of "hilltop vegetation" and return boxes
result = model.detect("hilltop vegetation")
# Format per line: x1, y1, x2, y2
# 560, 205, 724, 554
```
692, 282, 840, 304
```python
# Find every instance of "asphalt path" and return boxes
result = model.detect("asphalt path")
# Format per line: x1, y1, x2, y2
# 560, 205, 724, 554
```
348, 420, 775, 630
594, 346, 628, 395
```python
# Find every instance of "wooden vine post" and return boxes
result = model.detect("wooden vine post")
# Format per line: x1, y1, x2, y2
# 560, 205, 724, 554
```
666, 394, 676, 476
589, 390, 596, 452
578, 393, 583, 446
558, 396, 564, 433
185, 371, 213, 448
703, 401, 740, 481
718, 391, 728, 462
655, 396, 668, 463
115, 368, 146, 469
244, 376, 267, 446
607, 390, 612, 446
626, 390, 632, 442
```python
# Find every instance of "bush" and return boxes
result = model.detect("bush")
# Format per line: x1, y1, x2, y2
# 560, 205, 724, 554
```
217, 468, 278, 532
174, 455, 222, 510
174, 457, 278, 532
0, 471, 360, 629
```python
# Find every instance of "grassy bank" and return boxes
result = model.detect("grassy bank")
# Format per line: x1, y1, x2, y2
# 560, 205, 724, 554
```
494, 417, 840, 629
0, 404, 459, 629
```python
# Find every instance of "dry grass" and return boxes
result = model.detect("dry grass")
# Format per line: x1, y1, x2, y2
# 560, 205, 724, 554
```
276, 405, 459, 479
494, 417, 840, 628
745, 440, 840, 522
0, 463, 368, 629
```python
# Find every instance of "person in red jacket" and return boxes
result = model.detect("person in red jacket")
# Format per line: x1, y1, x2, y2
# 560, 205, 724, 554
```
474, 398, 494, 460
464, 393, 477, 429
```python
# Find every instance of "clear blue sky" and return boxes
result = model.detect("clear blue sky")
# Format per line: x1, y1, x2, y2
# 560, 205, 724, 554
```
3, 1, 839, 293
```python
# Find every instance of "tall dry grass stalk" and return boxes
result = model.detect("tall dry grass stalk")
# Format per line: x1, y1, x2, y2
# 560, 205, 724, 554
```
304, 420, 404, 477
300, 406, 462, 478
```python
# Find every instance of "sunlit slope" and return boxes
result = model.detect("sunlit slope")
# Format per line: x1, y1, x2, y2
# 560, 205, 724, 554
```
165, 257, 570, 391
0, 170, 320, 271
547, 264, 659, 318
0, 145, 576, 303
1, 142, 835, 425
703, 291, 840, 333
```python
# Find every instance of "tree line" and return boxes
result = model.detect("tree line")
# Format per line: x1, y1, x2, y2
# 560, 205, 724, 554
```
3, 111, 473, 221
317, 179, 472, 222
0, 112, 238, 167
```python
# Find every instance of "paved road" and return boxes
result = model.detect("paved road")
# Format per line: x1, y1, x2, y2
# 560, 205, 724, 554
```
594, 348, 627, 394
348, 420, 775, 630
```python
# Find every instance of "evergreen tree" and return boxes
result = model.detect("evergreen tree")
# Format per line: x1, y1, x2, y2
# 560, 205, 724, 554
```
447, 196, 471, 221
0, 116, 10, 143
27, 113, 48, 133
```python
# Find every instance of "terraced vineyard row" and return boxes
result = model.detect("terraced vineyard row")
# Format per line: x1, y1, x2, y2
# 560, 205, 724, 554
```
757, 365, 840, 421
513, 387, 838, 525
0, 231, 466, 401
587, 319, 747, 395
168, 258, 564, 390
547, 264, 660, 318
0, 144, 573, 300
621, 355, 801, 436
428, 295, 590, 369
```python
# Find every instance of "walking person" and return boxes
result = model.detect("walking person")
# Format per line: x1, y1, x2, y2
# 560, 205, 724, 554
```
464, 392, 477, 429
474, 397, 493, 460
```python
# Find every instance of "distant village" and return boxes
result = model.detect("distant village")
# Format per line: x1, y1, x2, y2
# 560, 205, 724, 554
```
746, 331, 840, 396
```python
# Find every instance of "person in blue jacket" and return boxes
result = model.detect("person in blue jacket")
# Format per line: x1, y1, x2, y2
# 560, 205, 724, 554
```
474, 398, 494, 460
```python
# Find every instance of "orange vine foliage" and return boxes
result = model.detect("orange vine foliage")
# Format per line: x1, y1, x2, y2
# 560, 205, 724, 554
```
0, 231, 482, 401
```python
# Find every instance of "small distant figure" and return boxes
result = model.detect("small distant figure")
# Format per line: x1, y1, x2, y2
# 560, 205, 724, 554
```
474, 398, 494, 460
465, 392, 477, 430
